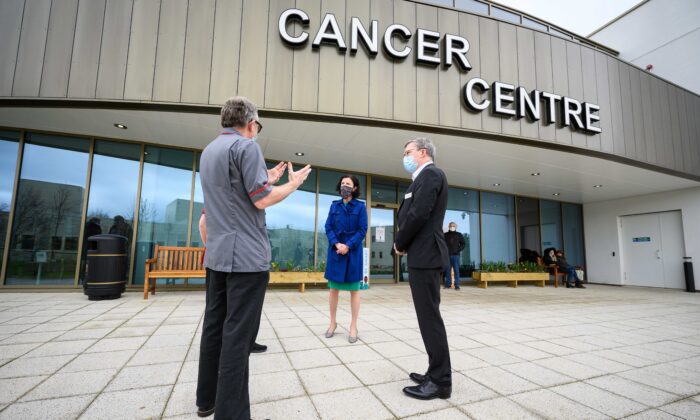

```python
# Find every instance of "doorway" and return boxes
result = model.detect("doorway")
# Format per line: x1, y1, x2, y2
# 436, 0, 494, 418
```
620, 211, 686, 289
370, 206, 399, 283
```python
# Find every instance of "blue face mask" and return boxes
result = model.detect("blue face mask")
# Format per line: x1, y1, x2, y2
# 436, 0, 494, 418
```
403, 155, 418, 173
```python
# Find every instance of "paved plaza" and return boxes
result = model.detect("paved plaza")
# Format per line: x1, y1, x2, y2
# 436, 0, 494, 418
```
0, 283, 699, 419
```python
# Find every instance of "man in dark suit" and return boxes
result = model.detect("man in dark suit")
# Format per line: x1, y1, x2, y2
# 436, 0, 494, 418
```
394, 137, 452, 400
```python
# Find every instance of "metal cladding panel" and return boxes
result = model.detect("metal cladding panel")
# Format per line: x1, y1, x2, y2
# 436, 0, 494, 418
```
690, 94, 700, 175
96, 0, 133, 100
181, 0, 215, 104
152, 0, 188, 102
650, 77, 666, 167
317, 0, 346, 115
292, 0, 321, 112
369, 0, 395, 120
459, 12, 481, 131
124, 0, 160, 101
566, 42, 586, 148
344, 0, 370, 117
657, 78, 674, 169
618, 63, 637, 159
640, 72, 657, 163
40, 0, 79, 98
628, 67, 646, 161
594, 51, 613, 153
0, 0, 25, 96
551, 37, 571, 145
392, 0, 416, 122
607, 56, 626, 156
516, 27, 538, 140
237, 0, 269, 105
678, 90, 693, 173
209, 0, 242, 105
668, 87, 684, 172
478, 17, 500, 134
415, 3, 439, 125
534, 32, 554, 142
264, 0, 294, 110
68, 0, 106, 98
580, 46, 600, 151
437, 7, 461, 127
12, 0, 51, 97
498, 22, 519, 136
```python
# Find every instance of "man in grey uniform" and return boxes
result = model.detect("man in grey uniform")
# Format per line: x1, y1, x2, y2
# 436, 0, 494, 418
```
196, 96, 311, 419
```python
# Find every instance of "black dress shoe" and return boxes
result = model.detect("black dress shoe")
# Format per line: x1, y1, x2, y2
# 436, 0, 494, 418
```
409, 372, 426, 384
575, 284, 586, 289
403, 378, 451, 400
566, 284, 573, 288
251, 342, 267, 353
197, 406, 215, 417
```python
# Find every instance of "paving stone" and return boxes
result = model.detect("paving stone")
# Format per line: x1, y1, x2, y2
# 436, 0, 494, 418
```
465, 366, 539, 395
625, 408, 687, 419
61, 350, 136, 373
163, 381, 197, 417
461, 397, 543, 420
551, 381, 647, 418
369, 341, 422, 358
346, 359, 408, 385
658, 399, 700, 419
0, 395, 94, 420
80, 386, 171, 419
502, 361, 576, 387
586, 375, 680, 406
106, 362, 181, 391
280, 335, 326, 351
251, 396, 320, 420
249, 371, 305, 404
619, 369, 700, 397
330, 344, 383, 363
55, 328, 112, 341
1, 331, 63, 344
107, 326, 157, 338
288, 348, 340, 370
23, 339, 96, 358
127, 345, 188, 366
298, 364, 362, 394
143, 334, 193, 349
21, 368, 116, 401
0, 376, 47, 404
369, 381, 450, 418
510, 389, 609, 420
86, 336, 147, 353
177, 360, 198, 383
534, 356, 606, 380
0, 343, 41, 359
448, 372, 499, 405
469, 346, 526, 365
249, 352, 293, 375
404, 407, 471, 419
0, 355, 73, 378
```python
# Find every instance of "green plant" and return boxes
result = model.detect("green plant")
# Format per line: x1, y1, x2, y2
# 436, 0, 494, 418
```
285, 259, 294, 271
480, 261, 508, 272
270, 261, 280, 272
317, 260, 326, 272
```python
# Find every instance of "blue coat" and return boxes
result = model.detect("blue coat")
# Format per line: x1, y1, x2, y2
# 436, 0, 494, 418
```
324, 199, 368, 283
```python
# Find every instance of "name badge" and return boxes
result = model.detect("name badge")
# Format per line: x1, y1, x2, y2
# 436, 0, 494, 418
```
404, 192, 413, 199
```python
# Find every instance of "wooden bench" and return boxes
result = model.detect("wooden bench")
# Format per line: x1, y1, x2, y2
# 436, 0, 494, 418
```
144, 245, 205, 299
143, 245, 328, 299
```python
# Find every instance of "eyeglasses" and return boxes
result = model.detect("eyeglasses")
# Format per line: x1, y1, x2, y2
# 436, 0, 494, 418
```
252, 119, 263, 134
403, 148, 425, 157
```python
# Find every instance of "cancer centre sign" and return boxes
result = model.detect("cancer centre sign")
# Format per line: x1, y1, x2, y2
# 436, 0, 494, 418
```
279, 8, 602, 135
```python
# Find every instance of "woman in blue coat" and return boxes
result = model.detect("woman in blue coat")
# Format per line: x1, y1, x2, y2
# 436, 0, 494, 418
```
324, 175, 368, 343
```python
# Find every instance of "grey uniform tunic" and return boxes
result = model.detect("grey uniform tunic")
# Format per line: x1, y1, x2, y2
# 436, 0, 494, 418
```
200, 129, 272, 272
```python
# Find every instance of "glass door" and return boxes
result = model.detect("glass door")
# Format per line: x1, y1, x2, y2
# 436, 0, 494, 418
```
370, 207, 396, 281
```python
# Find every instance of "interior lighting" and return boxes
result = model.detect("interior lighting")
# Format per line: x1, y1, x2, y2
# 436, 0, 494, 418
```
593, 184, 603, 188
114, 123, 127, 129
295, 152, 305, 156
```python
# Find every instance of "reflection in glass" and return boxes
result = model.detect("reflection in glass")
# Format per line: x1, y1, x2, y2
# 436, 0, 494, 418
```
371, 178, 397, 204
522, 16, 547, 32
5, 134, 89, 285
0, 131, 20, 265
455, 0, 488, 15
133, 146, 194, 285
491, 6, 521, 24
481, 192, 516, 263
443, 187, 480, 276
80, 141, 140, 283
317, 170, 366, 270
370, 208, 395, 279
562, 203, 585, 266
540, 200, 562, 254
516, 197, 540, 262
267, 163, 317, 271
189, 154, 204, 285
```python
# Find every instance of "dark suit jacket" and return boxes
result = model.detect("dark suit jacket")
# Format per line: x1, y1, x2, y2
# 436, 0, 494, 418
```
395, 164, 449, 270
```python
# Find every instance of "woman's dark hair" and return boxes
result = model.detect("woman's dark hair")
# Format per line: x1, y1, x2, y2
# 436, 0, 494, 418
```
336, 174, 361, 199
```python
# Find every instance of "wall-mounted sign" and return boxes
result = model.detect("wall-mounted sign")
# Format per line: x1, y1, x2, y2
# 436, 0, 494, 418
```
279, 9, 602, 135
632, 237, 651, 242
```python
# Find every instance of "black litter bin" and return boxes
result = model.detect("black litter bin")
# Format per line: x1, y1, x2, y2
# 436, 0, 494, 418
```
684, 257, 695, 293
83, 234, 128, 300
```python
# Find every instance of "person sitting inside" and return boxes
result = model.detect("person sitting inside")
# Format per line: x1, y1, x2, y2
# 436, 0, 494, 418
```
543, 248, 585, 289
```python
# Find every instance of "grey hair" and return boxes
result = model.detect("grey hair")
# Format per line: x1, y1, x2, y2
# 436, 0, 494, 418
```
221, 96, 258, 128
404, 137, 436, 159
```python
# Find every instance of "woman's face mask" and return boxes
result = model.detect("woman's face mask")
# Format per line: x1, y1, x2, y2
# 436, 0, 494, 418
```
449, 226, 456, 232
340, 185, 353, 199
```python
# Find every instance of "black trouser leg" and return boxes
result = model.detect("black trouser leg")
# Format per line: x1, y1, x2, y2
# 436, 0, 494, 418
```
215, 271, 269, 420
197, 269, 227, 409
408, 268, 452, 386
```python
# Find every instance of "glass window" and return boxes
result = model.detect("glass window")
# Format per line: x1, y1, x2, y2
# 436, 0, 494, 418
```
80, 141, 140, 282
190, 153, 204, 248
522, 16, 547, 32
481, 192, 516, 264
5, 133, 89, 285
371, 177, 397, 204
317, 170, 366, 270
562, 203, 585, 266
443, 187, 480, 276
491, 6, 521, 24
540, 200, 562, 255
455, 0, 488, 15
549, 27, 573, 40
516, 197, 540, 262
425, 0, 454, 7
0, 130, 20, 266
266, 162, 317, 271
133, 146, 194, 285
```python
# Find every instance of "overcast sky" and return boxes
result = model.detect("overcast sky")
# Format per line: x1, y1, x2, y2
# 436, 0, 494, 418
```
493, 0, 643, 37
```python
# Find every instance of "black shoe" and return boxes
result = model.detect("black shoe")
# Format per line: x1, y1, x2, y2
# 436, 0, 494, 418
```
409, 372, 426, 384
566, 283, 573, 288
455, 286, 461, 290
403, 378, 451, 400
575, 284, 586, 289
251, 342, 267, 353
197, 406, 215, 417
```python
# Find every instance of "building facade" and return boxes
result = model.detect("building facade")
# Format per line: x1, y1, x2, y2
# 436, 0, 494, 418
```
0, 0, 698, 290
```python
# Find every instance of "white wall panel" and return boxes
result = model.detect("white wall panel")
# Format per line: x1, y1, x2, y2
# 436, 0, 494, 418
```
181, 0, 215, 104
96, 0, 133, 99
152, 0, 188, 102
124, 0, 160, 101
369, 0, 395, 120
209, 0, 242, 104
12, 0, 51, 97
392, 0, 416, 122
237, 0, 269, 106
40, 0, 79, 98
0, 0, 25, 96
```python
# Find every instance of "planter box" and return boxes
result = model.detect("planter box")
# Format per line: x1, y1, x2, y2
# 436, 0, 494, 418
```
270, 272, 327, 292
473, 272, 548, 288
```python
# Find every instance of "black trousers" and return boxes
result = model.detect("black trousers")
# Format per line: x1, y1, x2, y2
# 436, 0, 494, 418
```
196, 269, 269, 420
408, 268, 452, 386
